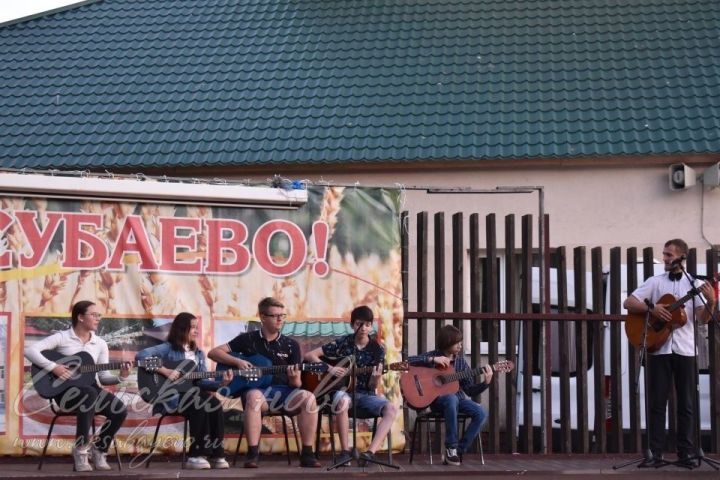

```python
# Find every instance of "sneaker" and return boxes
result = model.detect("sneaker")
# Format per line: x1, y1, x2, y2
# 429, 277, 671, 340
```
300, 452, 321, 468
72, 445, 93, 472
209, 457, 229, 469
357, 451, 375, 468
244, 454, 259, 469
443, 447, 461, 466
90, 445, 111, 471
336, 450, 352, 467
185, 456, 211, 470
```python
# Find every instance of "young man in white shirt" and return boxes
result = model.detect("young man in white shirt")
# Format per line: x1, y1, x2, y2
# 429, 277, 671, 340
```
624, 239, 716, 468
24, 300, 131, 472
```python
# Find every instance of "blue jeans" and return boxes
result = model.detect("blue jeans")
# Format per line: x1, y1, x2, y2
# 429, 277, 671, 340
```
430, 394, 487, 453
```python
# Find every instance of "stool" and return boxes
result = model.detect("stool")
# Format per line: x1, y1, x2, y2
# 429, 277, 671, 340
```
38, 401, 122, 470
145, 411, 188, 468
315, 404, 392, 463
408, 409, 484, 465
232, 410, 299, 466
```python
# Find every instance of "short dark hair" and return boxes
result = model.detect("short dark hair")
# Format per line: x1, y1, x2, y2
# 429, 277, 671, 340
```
665, 238, 689, 256
71, 300, 95, 327
350, 305, 374, 325
167, 312, 198, 351
436, 325, 463, 352
258, 297, 284, 315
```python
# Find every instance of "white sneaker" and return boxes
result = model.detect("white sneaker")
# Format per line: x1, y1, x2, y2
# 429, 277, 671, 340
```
210, 457, 229, 469
72, 445, 93, 472
90, 445, 112, 471
185, 456, 211, 469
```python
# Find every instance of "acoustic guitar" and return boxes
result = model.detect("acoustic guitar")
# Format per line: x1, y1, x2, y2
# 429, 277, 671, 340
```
137, 358, 249, 404
625, 284, 709, 352
31, 350, 161, 399
400, 359, 515, 409
301, 360, 408, 397
215, 353, 327, 397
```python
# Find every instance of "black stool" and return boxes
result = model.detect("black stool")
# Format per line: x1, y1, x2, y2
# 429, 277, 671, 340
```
145, 411, 188, 468
232, 409, 300, 466
408, 409, 483, 465
38, 401, 122, 471
315, 404, 392, 463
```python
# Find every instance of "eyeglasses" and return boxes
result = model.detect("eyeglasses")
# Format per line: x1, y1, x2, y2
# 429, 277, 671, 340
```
84, 312, 102, 319
262, 313, 287, 320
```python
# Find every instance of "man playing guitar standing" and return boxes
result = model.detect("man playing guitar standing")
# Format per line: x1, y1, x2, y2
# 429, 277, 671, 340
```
24, 300, 131, 472
624, 238, 716, 468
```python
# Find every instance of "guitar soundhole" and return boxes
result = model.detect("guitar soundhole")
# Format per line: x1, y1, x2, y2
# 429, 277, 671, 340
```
66, 363, 81, 380
651, 321, 665, 333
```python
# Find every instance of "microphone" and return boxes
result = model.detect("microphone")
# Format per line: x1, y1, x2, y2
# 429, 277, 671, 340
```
694, 273, 719, 281
670, 255, 686, 266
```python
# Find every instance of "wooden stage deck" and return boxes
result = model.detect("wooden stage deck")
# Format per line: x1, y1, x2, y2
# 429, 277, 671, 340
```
2, 452, 720, 479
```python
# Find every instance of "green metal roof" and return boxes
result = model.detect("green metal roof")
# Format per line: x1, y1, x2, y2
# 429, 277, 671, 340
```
282, 321, 354, 337
1, 0, 718, 170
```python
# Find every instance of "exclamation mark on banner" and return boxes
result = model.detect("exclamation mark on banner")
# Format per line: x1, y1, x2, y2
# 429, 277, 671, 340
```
312, 221, 330, 277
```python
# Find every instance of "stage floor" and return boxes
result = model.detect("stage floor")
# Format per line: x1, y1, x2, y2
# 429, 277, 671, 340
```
2, 453, 720, 479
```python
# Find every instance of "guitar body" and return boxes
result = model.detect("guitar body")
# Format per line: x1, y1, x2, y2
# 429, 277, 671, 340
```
302, 360, 408, 397
400, 365, 460, 409
625, 293, 688, 352
216, 353, 273, 396
31, 350, 97, 399
301, 371, 352, 397
137, 359, 199, 404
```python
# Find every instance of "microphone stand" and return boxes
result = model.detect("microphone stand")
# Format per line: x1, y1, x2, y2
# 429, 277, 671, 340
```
614, 298, 667, 469
327, 347, 398, 470
674, 264, 720, 470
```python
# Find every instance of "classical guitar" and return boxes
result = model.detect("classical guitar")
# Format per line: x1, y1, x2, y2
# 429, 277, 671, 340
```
215, 353, 327, 397
625, 281, 712, 352
31, 350, 161, 399
400, 359, 515, 409
301, 360, 409, 397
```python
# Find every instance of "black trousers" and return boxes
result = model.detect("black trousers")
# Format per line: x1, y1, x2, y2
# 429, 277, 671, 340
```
53, 384, 127, 452
646, 353, 696, 456
178, 390, 225, 458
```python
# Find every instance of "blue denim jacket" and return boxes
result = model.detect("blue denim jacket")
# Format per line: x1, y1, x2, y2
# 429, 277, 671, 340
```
136, 342, 221, 413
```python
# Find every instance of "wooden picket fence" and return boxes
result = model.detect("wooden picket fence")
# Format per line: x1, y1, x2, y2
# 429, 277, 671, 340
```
400, 211, 720, 454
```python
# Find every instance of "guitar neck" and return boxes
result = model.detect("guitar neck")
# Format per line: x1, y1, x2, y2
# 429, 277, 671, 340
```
668, 285, 704, 312
258, 364, 300, 374
254, 362, 322, 375
184, 369, 241, 380
354, 365, 377, 375
79, 360, 140, 374
441, 363, 500, 383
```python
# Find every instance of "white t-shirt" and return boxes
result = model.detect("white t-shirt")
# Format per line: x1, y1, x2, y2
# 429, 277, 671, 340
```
631, 272, 702, 356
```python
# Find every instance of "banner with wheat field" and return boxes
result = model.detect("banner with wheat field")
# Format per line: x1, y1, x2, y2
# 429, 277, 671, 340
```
0, 185, 403, 458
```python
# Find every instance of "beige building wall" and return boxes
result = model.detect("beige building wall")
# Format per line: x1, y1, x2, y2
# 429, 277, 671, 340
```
230, 161, 720, 315
267, 164, 720, 252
